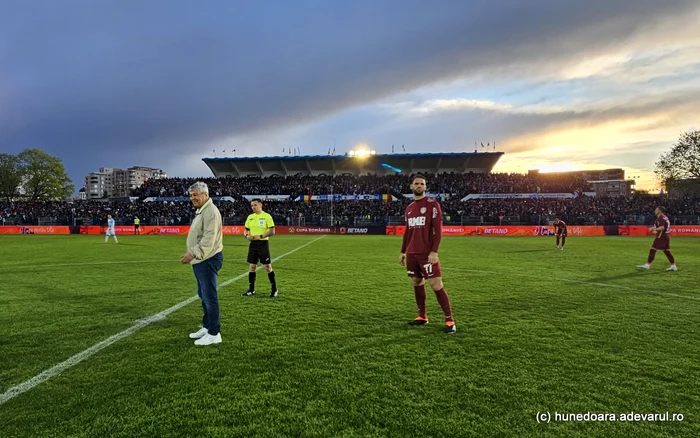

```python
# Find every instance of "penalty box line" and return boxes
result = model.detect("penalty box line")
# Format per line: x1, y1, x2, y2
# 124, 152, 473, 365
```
0, 236, 326, 406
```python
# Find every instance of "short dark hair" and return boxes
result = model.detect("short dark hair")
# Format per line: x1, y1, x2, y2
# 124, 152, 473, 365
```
657, 206, 666, 214
251, 198, 263, 204
412, 174, 427, 183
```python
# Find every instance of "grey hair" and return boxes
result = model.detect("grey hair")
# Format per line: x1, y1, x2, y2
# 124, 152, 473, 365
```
188, 181, 209, 195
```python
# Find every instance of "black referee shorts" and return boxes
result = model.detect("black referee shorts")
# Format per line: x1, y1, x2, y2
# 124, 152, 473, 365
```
247, 240, 272, 265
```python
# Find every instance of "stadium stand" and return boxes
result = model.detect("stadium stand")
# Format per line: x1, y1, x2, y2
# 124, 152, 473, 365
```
2, 172, 699, 227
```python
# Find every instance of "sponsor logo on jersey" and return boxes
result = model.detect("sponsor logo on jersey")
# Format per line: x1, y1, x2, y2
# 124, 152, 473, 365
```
407, 216, 427, 227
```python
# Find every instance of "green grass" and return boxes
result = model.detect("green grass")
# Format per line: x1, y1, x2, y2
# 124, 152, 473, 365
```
0, 234, 699, 437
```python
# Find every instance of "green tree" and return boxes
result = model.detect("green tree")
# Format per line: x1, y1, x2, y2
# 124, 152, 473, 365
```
0, 153, 24, 202
654, 131, 700, 195
17, 148, 75, 201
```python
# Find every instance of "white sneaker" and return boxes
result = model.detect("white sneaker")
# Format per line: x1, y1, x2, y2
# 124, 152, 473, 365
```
666, 265, 677, 271
189, 327, 208, 339
194, 333, 222, 346
637, 264, 650, 270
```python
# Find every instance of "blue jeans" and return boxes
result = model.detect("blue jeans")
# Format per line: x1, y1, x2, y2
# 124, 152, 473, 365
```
192, 251, 223, 335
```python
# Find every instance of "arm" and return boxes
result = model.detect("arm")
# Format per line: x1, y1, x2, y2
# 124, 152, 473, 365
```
430, 204, 443, 254
400, 217, 411, 265
400, 215, 410, 254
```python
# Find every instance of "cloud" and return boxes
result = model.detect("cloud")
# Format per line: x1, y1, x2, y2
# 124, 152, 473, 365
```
1, 0, 699, 187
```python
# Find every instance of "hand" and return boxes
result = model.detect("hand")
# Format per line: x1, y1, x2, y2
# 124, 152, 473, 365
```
649, 227, 656, 233
246, 234, 254, 241
180, 252, 194, 264
399, 253, 406, 266
428, 252, 439, 264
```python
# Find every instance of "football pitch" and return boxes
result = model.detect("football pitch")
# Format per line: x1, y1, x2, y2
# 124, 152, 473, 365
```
1, 234, 699, 437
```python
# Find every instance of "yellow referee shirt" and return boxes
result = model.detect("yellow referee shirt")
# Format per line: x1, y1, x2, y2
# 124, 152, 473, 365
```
245, 212, 275, 240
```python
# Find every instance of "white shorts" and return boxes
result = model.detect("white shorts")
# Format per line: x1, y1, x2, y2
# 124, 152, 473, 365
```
106, 229, 116, 236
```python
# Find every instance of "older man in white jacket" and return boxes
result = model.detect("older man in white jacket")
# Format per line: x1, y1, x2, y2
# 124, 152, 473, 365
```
180, 182, 224, 346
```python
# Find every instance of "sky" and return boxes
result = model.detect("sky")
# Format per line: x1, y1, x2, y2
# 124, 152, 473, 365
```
1, 0, 699, 192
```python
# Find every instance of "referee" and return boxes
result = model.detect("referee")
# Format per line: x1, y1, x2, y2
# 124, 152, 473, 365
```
242, 198, 279, 298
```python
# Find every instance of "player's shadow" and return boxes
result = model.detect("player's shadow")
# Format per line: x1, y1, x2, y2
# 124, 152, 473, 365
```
504, 249, 551, 253
115, 242, 148, 246
584, 270, 663, 283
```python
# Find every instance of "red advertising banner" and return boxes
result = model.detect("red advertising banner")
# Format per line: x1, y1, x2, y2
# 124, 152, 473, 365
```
671, 226, 700, 236
0, 226, 71, 235
77, 225, 246, 235
619, 225, 700, 237
386, 225, 606, 236
277, 226, 335, 235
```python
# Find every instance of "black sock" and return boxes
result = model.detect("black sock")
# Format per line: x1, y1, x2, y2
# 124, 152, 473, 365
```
268, 271, 277, 291
248, 272, 256, 291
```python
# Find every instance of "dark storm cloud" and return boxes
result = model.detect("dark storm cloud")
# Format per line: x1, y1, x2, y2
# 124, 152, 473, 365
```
0, 0, 696, 182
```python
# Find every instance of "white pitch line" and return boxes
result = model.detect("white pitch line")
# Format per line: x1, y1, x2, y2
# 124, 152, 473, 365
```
0, 236, 326, 406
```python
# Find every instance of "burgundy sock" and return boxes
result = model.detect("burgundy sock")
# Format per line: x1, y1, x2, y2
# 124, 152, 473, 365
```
561, 236, 566, 247
664, 250, 675, 264
556, 236, 560, 246
414, 285, 427, 319
647, 249, 656, 264
433, 288, 453, 321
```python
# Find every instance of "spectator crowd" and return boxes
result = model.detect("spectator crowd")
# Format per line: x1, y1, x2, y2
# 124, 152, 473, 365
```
2, 172, 699, 227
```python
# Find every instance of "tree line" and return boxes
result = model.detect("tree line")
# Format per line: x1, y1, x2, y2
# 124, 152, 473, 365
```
0, 149, 74, 202
654, 130, 700, 196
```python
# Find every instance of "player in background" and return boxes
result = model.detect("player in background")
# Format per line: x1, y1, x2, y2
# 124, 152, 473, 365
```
637, 206, 677, 271
399, 175, 456, 334
134, 216, 141, 234
554, 218, 567, 250
104, 214, 118, 244
242, 199, 279, 297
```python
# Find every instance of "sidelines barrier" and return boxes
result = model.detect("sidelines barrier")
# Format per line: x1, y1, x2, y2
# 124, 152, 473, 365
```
1, 225, 699, 236
278, 226, 386, 235
387, 225, 607, 236
0, 226, 71, 235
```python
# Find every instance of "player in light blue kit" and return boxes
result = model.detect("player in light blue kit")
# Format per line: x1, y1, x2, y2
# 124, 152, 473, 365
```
104, 214, 119, 244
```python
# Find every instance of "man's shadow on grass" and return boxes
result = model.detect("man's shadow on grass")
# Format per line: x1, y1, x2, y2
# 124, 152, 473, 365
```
583, 270, 664, 283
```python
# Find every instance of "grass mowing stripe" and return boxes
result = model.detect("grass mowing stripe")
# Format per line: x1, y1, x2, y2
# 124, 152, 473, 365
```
0, 236, 325, 406
271, 258, 699, 301
440, 267, 700, 302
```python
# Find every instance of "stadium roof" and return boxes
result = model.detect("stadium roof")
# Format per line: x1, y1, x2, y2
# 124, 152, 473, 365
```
202, 152, 504, 177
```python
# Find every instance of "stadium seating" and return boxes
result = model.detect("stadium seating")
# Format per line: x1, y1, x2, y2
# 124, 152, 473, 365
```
1, 173, 699, 227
